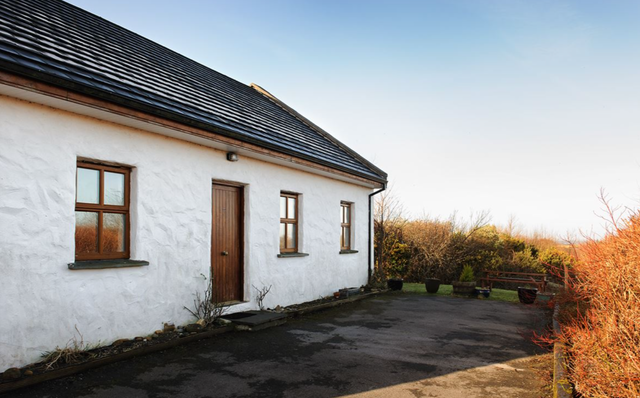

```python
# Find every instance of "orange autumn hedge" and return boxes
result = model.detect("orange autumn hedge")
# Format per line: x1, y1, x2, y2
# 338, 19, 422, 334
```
558, 209, 640, 397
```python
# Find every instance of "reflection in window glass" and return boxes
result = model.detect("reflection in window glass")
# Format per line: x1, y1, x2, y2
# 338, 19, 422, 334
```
280, 193, 298, 252
287, 224, 296, 249
287, 197, 296, 219
343, 227, 350, 248
341, 202, 352, 250
280, 196, 287, 219
76, 162, 130, 260
77, 168, 99, 204
103, 213, 125, 253
104, 172, 125, 206
75, 211, 98, 253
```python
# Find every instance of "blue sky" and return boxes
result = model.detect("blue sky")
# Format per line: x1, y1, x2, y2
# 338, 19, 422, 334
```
66, 0, 640, 237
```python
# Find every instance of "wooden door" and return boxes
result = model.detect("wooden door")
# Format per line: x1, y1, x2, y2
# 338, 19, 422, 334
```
211, 183, 243, 302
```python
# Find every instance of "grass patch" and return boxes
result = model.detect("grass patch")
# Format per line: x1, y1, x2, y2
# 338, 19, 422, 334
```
402, 283, 519, 303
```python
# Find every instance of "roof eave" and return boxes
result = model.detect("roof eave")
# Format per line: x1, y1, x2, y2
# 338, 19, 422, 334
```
251, 83, 387, 182
0, 60, 387, 185
0, 65, 387, 187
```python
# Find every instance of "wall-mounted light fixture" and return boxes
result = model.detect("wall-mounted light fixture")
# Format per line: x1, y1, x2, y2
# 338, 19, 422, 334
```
226, 152, 239, 162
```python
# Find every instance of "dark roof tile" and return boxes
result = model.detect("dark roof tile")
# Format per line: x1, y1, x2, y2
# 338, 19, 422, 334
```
0, 0, 386, 183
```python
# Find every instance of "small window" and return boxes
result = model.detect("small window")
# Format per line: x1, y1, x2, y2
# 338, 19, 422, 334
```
75, 161, 130, 260
280, 193, 298, 253
341, 202, 351, 250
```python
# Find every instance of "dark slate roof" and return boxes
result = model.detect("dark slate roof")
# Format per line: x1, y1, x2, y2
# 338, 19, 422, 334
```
0, 0, 387, 184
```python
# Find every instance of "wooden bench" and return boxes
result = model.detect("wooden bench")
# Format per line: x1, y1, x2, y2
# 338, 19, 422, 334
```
480, 270, 547, 292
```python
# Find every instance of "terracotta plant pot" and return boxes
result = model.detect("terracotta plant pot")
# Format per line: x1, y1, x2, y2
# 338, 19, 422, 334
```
517, 287, 538, 304
387, 278, 403, 291
425, 278, 441, 293
451, 281, 476, 296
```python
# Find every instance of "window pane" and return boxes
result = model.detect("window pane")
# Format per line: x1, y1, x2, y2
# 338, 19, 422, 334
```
279, 223, 286, 249
103, 213, 125, 253
77, 168, 99, 204
280, 196, 287, 219
343, 227, 350, 248
287, 224, 297, 249
104, 171, 125, 206
75, 211, 98, 253
344, 205, 350, 224
287, 197, 296, 220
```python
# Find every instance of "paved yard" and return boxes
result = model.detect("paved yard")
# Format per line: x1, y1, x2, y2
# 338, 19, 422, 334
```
5, 294, 550, 398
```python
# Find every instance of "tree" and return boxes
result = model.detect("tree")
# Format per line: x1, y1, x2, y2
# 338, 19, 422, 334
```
373, 189, 408, 282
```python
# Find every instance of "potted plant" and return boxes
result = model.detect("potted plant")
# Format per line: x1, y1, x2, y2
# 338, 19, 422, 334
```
425, 277, 441, 294
452, 265, 476, 296
387, 278, 403, 291
517, 286, 538, 304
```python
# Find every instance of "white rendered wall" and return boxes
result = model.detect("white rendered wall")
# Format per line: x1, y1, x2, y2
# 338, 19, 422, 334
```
0, 94, 373, 369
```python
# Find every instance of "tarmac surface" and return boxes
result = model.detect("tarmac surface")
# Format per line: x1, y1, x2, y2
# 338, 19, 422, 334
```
4, 294, 550, 398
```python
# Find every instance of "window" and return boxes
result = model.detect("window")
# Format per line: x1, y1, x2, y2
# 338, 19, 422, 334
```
280, 193, 298, 253
341, 202, 351, 250
75, 161, 130, 260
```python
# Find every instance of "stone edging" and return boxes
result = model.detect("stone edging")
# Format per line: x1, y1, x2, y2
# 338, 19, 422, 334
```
284, 290, 387, 317
0, 326, 234, 395
553, 303, 573, 398
0, 290, 386, 394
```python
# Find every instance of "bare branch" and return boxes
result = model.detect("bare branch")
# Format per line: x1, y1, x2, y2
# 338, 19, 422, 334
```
253, 284, 272, 310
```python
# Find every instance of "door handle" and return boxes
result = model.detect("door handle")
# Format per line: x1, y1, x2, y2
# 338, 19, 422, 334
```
221, 251, 229, 256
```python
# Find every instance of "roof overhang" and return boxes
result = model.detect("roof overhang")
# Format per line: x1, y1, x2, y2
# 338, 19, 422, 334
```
0, 71, 384, 189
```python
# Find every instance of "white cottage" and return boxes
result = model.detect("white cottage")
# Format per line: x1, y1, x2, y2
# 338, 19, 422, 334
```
0, 0, 387, 369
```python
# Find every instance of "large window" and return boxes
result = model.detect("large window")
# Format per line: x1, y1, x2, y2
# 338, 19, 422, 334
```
280, 192, 298, 253
75, 161, 130, 260
340, 202, 351, 250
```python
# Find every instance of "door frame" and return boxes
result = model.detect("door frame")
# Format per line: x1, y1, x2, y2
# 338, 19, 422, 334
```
211, 180, 245, 303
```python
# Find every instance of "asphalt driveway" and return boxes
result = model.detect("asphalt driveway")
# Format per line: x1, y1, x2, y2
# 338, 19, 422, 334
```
5, 294, 550, 398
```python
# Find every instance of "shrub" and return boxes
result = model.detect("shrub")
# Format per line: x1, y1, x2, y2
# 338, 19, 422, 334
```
459, 265, 475, 282
184, 273, 228, 326
373, 199, 565, 284
511, 246, 545, 273
557, 208, 640, 397
402, 219, 454, 281
538, 247, 575, 279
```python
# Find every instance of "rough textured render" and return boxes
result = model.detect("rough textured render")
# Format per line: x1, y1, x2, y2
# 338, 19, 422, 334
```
0, 95, 372, 369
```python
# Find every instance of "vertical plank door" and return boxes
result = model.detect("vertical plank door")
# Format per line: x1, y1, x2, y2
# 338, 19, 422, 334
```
211, 183, 243, 302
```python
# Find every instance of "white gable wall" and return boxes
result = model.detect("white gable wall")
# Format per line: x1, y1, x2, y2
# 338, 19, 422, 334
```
0, 94, 372, 370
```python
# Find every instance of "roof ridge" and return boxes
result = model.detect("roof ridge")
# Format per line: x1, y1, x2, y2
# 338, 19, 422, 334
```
250, 83, 387, 180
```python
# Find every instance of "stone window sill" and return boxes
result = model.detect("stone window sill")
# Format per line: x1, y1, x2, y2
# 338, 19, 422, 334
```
339, 250, 359, 254
277, 252, 310, 258
68, 259, 150, 270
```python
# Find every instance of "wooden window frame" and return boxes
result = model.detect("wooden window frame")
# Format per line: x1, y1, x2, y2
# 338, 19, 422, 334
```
280, 192, 298, 253
340, 202, 352, 251
75, 161, 130, 261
